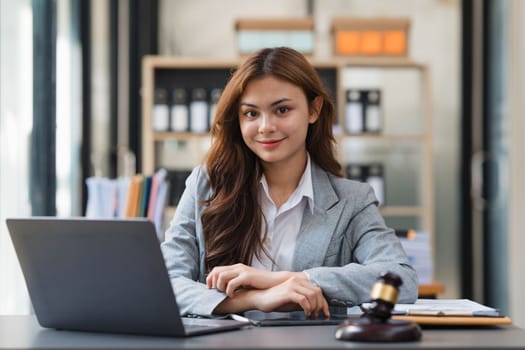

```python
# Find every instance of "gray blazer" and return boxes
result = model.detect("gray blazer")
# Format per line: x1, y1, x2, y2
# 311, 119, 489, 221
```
161, 163, 418, 316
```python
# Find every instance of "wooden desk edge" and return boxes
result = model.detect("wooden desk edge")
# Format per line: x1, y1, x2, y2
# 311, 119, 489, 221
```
393, 315, 513, 326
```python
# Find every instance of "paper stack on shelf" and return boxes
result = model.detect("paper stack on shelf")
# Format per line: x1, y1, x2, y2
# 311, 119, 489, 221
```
398, 230, 433, 284
147, 168, 169, 241
85, 177, 118, 218
115, 177, 131, 218
85, 168, 170, 241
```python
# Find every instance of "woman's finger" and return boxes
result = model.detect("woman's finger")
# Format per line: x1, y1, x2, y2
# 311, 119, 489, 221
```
224, 275, 245, 297
206, 264, 240, 289
292, 284, 321, 317
285, 278, 329, 318
288, 291, 313, 317
216, 269, 239, 292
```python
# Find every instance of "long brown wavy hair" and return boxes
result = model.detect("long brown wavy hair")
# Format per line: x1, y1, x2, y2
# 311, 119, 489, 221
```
202, 47, 342, 271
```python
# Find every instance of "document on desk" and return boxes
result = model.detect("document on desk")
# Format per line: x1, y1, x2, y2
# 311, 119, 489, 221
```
347, 299, 513, 326
392, 299, 500, 317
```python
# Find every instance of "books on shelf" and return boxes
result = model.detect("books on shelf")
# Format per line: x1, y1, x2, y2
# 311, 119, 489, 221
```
85, 168, 170, 241
124, 175, 143, 218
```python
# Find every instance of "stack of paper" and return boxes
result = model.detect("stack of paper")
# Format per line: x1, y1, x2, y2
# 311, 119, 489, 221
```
398, 230, 433, 284
350, 299, 500, 317
392, 299, 500, 317
347, 299, 512, 326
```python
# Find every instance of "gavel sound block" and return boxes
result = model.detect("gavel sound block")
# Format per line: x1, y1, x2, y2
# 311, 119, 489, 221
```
335, 272, 422, 342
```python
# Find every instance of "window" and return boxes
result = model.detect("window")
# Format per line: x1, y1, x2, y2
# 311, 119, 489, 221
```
0, 0, 33, 314
0, 0, 82, 315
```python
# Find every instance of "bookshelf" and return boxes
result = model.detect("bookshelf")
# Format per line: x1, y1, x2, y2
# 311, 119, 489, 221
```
141, 55, 436, 286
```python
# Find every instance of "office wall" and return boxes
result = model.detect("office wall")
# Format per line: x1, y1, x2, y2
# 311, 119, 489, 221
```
508, 0, 525, 328
158, 0, 308, 57
159, 0, 462, 299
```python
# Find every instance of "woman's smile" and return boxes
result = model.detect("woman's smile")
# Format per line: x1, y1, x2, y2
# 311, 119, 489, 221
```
258, 138, 284, 149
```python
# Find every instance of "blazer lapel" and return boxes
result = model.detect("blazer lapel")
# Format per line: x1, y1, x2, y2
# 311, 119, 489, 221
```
292, 164, 344, 271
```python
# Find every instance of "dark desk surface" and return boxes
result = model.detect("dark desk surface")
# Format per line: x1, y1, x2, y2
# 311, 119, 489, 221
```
1, 315, 524, 350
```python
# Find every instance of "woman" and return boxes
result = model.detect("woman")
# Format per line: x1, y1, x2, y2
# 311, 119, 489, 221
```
161, 47, 418, 319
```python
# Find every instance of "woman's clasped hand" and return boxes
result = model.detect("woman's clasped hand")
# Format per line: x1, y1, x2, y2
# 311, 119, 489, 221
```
206, 263, 330, 319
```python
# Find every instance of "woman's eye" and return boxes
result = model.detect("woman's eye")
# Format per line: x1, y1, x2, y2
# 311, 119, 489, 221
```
277, 106, 289, 114
243, 110, 258, 118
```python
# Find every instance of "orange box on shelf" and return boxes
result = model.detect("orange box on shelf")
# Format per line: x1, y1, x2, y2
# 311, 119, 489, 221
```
331, 17, 410, 57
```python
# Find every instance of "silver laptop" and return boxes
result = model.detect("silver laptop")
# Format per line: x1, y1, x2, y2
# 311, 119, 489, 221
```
6, 217, 250, 337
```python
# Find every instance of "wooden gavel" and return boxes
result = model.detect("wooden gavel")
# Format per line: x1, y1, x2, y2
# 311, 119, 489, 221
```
335, 272, 422, 342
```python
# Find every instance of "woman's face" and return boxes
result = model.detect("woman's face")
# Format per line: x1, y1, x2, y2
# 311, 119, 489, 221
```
238, 75, 320, 169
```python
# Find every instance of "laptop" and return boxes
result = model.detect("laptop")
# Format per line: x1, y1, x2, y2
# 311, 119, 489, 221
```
6, 217, 250, 337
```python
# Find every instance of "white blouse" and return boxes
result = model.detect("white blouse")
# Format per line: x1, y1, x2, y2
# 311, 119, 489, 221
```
251, 155, 314, 271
